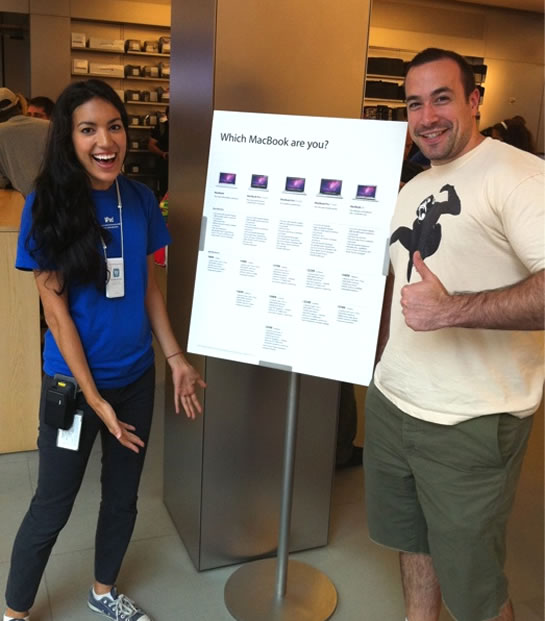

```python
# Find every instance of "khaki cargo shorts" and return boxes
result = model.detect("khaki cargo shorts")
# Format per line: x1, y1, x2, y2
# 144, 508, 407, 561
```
363, 381, 533, 621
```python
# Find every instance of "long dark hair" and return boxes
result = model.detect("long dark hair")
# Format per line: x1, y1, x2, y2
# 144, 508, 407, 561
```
28, 79, 128, 292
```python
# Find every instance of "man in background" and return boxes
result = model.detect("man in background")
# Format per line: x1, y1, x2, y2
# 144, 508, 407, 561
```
0, 88, 49, 197
27, 96, 55, 120
364, 48, 544, 621
148, 106, 169, 197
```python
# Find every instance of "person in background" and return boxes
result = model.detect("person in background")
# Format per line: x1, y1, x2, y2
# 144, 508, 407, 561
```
0, 88, 49, 197
482, 116, 537, 154
27, 96, 55, 120
3, 79, 205, 621
148, 106, 169, 196
365, 48, 543, 621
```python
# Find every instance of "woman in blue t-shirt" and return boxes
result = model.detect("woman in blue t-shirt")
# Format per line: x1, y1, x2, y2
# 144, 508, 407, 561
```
4, 80, 205, 621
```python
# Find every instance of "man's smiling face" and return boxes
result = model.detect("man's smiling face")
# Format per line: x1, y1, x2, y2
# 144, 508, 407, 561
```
405, 58, 482, 165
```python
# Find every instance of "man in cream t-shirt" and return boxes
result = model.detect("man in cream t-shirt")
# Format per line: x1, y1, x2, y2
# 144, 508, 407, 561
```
364, 48, 544, 621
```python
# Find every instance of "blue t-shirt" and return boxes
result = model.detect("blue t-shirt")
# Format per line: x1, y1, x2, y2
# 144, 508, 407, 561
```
16, 175, 171, 389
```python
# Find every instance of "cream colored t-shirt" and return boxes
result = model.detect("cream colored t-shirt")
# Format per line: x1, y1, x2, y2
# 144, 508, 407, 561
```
375, 138, 544, 424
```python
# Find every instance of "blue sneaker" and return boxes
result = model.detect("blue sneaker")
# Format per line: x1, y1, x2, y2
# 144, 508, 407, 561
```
87, 587, 151, 621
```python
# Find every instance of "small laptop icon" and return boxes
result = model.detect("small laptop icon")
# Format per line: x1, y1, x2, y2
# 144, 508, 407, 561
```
318, 178, 343, 198
250, 174, 268, 190
218, 172, 237, 187
284, 176, 306, 194
354, 184, 377, 200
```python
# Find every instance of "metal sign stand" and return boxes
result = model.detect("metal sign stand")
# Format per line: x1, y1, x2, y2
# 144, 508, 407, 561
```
224, 372, 338, 620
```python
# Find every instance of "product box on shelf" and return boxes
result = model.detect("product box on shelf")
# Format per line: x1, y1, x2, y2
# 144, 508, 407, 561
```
365, 80, 403, 100
126, 39, 142, 52
140, 90, 158, 103
71, 32, 87, 48
128, 114, 142, 126
158, 62, 170, 78
472, 64, 488, 83
157, 86, 169, 102
363, 105, 392, 120
159, 37, 171, 54
144, 112, 158, 126
72, 59, 89, 74
143, 40, 159, 53
125, 90, 142, 102
367, 57, 405, 77
125, 65, 142, 77
392, 107, 407, 121
143, 65, 160, 78
88, 38, 125, 52
89, 63, 124, 78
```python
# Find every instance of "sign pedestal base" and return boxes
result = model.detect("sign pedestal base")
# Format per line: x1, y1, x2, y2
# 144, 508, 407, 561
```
225, 558, 337, 621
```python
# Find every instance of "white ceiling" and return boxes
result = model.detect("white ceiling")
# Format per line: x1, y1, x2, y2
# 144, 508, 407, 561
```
452, 0, 544, 13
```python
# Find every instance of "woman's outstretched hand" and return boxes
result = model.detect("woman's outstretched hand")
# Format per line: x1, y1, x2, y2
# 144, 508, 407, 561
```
93, 398, 145, 453
168, 355, 207, 419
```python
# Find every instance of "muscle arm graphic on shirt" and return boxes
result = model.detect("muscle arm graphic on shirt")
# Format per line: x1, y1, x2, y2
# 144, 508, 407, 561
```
390, 184, 461, 281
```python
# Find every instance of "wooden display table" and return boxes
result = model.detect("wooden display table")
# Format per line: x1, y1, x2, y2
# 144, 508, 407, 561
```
0, 190, 41, 453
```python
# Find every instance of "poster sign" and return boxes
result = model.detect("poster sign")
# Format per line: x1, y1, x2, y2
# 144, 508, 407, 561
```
188, 110, 406, 385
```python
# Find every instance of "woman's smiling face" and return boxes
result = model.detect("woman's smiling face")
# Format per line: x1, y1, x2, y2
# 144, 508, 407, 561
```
71, 96, 126, 190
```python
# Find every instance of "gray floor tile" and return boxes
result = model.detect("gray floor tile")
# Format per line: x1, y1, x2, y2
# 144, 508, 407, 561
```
0, 495, 33, 564
0, 458, 33, 500
131, 495, 177, 541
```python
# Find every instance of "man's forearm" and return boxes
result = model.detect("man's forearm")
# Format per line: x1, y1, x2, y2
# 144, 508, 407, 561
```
445, 269, 544, 331
402, 252, 544, 332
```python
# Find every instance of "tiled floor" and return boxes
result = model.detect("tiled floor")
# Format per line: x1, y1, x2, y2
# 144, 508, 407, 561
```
0, 375, 542, 621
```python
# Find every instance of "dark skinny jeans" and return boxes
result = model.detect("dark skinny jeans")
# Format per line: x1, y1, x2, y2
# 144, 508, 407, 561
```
6, 365, 155, 612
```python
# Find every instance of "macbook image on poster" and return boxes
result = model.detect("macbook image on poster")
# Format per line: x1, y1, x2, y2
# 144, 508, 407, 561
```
250, 174, 268, 191
284, 176, 306, 194
218, 172, 237, 188
317, 178, 343, 198
354, 184, 378, 201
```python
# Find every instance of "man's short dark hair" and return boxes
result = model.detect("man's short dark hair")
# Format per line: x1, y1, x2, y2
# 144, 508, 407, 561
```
29, 96, 55, 118
405, 48, 476, 99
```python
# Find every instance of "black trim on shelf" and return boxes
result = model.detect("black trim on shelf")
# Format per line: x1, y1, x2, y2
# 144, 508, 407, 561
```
72, 46, 170, 59
124, 101, 168, 106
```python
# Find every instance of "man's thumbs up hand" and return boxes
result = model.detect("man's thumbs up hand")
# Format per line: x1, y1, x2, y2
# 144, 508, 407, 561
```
401, 251, 451, 331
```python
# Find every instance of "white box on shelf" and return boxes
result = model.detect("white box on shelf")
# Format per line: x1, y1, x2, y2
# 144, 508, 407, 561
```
143, 40, 159, 53
143, 65, 160, 78
126, 39, 142, 52
72, 59, 89, 74
71, 32, 87, 48
89, 38, 125, 52
125, 90, 142, 102
89, 63, 124, 78
159, 37, 170, 54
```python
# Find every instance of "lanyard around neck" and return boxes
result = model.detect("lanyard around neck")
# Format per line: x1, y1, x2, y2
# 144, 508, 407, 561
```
101, 178, 124, 260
